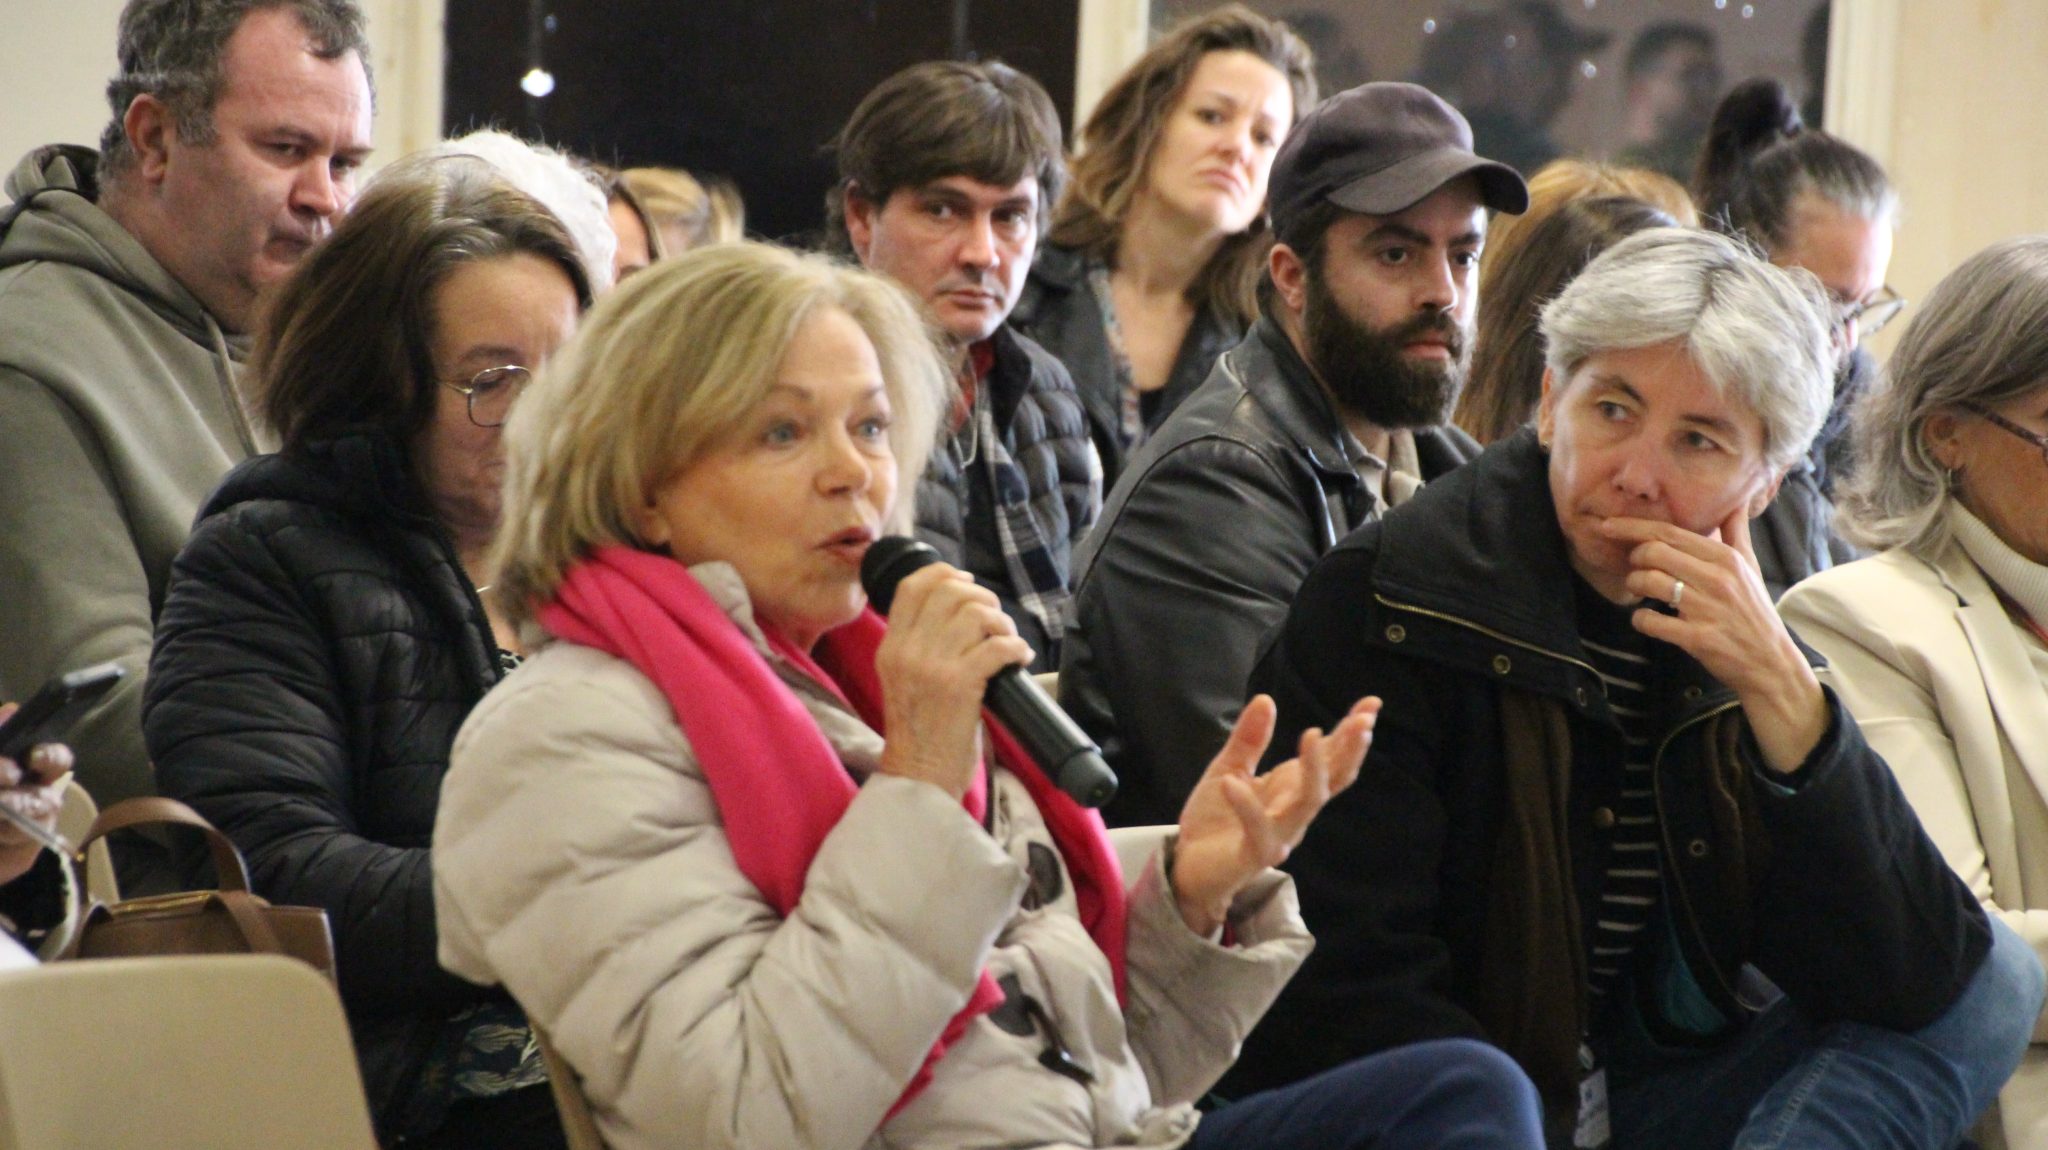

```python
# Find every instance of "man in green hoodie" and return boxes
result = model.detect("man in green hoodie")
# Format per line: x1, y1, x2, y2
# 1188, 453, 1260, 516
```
0, 0, 373, 886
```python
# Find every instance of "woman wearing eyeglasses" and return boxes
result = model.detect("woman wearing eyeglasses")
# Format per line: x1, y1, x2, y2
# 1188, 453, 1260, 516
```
142, 154, 592, 1149
1781, 235, 2048, 1150
1695, 77, 1901, 597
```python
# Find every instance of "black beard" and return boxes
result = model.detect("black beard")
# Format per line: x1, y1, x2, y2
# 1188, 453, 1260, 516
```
1302, 268, 1469, 430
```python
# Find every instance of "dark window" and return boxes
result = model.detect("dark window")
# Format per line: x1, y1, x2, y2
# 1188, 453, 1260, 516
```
445, 0, 1080, 242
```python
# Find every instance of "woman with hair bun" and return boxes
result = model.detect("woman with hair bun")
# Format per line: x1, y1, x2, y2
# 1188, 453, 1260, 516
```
1013, 4, 1314, 486
1694, 77, 1900, 597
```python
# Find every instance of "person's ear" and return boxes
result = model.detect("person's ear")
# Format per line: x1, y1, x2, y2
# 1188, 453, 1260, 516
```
1922, 408, 1967, 472
1269, 241, 1309, 316
844, 183, 880, 266
1535, 367, 1560, 448
1746, 469, 1787, 518
628, 493, 672, 550
122, 94, 176, 187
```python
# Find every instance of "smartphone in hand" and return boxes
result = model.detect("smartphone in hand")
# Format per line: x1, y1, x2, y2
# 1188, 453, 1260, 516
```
0, 662, 125, 769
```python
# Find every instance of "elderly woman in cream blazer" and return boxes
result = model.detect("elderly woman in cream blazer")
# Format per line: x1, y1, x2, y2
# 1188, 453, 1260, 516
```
1783, 235, 2048, 1150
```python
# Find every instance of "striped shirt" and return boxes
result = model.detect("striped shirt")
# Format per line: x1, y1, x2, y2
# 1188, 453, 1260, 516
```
1575, 581, 1664, 1003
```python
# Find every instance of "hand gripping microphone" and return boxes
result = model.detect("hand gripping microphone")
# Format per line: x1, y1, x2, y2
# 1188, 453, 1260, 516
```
860, 537, 1119, 808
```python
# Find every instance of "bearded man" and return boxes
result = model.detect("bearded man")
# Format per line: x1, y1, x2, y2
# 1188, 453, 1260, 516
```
1060, 83, 1525, 827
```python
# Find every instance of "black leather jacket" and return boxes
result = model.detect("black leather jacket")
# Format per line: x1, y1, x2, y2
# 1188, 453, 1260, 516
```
1225, 430, 1990, 1135
1060, 314, 1478, 827
1011, 243, 1241, 489
144, 430, 510, 1138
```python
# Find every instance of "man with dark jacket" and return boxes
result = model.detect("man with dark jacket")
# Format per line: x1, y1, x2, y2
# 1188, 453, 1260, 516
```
829, 61, 1099, 671
1061, 83, 1523, 827
1228, 227, 2042, 1149
0, 0, 373, 886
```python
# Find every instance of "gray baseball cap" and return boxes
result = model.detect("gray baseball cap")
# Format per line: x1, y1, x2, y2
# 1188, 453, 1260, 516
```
1269, 82, 1529, 245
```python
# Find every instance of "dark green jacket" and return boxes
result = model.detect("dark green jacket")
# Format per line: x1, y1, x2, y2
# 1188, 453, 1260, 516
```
0, 146, 258, 814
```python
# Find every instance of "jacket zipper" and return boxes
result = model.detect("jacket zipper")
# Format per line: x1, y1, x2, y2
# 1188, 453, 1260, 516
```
1379, 591, 1755, 1012
1372, 593, 1604, 681
1648, 699, 1746, 1008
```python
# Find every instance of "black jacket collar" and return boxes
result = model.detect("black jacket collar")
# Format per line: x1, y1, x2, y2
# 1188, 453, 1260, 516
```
975, 323, 1043, 433
1373, 428, 1584, 657
1236, 312, 1367, 486
202, 426, 433, 526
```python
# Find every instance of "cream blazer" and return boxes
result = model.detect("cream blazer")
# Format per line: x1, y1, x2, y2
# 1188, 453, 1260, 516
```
1783, 541, 2048, 1150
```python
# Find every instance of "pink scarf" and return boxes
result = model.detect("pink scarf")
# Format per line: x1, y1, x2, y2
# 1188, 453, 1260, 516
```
536, 546, 1127, 1115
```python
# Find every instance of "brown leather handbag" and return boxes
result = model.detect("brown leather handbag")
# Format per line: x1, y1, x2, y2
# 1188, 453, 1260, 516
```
58, 796, 337, 981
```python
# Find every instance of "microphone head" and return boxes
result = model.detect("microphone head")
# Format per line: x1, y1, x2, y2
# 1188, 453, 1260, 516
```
859, 536, 943, 615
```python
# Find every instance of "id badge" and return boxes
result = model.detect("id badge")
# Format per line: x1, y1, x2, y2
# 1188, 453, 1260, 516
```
1574, 1041, 1611, 1149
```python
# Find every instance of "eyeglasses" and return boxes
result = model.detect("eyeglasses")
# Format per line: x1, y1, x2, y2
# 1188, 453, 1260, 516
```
1832, 285, 1907, 340
1963, 402, 2048, 467
439, 365, 531, 428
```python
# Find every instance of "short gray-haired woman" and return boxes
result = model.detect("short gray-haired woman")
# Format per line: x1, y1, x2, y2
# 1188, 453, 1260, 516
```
1781, 234, 2048, 1149
1231, 226, 2041, 1149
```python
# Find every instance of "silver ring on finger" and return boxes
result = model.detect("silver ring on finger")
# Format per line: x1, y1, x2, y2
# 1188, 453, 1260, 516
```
1670, 578, 1686, 610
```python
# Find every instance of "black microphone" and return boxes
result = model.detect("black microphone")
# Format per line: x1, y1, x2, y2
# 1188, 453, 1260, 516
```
861, 536, 1118, 808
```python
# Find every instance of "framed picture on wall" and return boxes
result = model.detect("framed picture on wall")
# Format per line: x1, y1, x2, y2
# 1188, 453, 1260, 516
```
1082, 0, 1847, 188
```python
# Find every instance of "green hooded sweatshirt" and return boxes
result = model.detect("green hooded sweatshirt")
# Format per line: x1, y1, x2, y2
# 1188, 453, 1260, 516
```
0, 145, 262, 811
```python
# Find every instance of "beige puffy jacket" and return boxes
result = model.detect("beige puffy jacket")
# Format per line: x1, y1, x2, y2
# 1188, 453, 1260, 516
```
433, 563, 1312, 1150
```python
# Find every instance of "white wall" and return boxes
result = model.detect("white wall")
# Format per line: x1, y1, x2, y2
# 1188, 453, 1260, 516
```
0, 0, 443, 192
1, 0, 126, 170
1075, 1, 2048, 363
1842, 0, 2048, 360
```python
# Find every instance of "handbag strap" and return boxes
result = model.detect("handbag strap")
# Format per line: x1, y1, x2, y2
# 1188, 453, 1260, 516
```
56, 888, 290, 963
207, 888, 287, 955
80, 796, 253, 893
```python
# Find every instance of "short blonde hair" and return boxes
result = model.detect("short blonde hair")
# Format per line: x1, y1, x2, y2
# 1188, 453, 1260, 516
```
492, 241, 952, 629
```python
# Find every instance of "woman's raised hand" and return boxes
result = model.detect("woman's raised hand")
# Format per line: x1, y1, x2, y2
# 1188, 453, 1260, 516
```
1169, 694, 1380, 936
874, 564, 1033, 801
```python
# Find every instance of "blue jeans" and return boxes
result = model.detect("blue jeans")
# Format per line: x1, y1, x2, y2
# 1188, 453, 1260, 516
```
1193, 1037, 1544, 1150
1608, 917, 2044, 1150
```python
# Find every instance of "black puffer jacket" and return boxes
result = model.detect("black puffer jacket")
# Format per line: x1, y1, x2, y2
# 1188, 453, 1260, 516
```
144, 429, 506, 1137
915, 324, 1099, 670
1011, 242, 1241, 488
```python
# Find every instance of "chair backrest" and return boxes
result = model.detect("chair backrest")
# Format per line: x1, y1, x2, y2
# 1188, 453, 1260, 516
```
533, 1023, 609, 1150
56, 778, 117, 905
0, 954, 378, 1150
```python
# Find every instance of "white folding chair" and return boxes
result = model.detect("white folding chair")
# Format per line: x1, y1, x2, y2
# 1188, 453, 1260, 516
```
55, 777, 117, 905
533, 1023, 609, 1150
0, 954, 378, 1149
